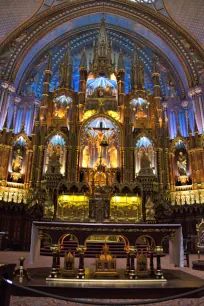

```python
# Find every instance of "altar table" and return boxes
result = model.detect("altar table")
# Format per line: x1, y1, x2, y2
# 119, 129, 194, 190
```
30, 221, 184, 268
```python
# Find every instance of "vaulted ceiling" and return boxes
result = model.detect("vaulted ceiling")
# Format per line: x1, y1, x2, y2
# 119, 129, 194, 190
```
0, 0, 203, 100
1, 0, 204, 47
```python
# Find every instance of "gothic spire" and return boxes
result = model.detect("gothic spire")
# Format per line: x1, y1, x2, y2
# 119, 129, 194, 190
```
117, 49, 125, 71
98, 16, 108, 47
59, 42, 73, 88
80, 47, 87, 70
131, 44, 144, 91
46, 52, 52, 72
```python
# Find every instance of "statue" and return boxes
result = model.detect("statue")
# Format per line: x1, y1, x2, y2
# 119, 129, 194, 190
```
12, 149, 23, 173
140, 152, 151, 169
46, 146, 61, 175
64, 250, 75, 270
82, 145, 90, 168
177, 152, 187, 176
108, 145, 118, 168
145, 197, 156, 221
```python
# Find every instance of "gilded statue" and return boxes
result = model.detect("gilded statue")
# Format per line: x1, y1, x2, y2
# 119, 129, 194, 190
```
177, 151, 187, 176
12, 149, 23, 173
108, 145, 118, 168
82, 145, 90, 168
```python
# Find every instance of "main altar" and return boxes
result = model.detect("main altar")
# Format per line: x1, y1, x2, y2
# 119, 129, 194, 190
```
23, 19, 186, 283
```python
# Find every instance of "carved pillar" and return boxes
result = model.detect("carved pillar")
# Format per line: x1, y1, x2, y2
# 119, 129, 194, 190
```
1, 146, 11, 186
36, 145, 44, 187
169, 153, 175, 191
128, 246, 136, 280
201, 150, 204, 188
12, 96, 21, 130
121, 149, 125, 183
164, 149, 170, 189
0, 82, 15, 130
76, 245, 87, 279
189, 86, 204, 132
24, 149, 33, 188
67, 147, 72, 182
156, 148, 163, 190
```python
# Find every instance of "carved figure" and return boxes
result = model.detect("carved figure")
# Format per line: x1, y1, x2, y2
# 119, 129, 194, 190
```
108, 145, 118, 168
177, 152, 187, 176
82, 146, 90, 168
12, 150, 23, 173
64, 250, 75, 270
46, 147, 61, 175
140, 152, 151, 169
145, 197, 155, 221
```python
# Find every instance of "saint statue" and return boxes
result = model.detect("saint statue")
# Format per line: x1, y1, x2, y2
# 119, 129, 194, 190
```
108, 145, 118, 168
82, 145, 90, 168
177, 151, 187, 176
12, 150, 23, 173
145, 197, 156, 221
140, 151, 151, 169
46, 147, 61, 175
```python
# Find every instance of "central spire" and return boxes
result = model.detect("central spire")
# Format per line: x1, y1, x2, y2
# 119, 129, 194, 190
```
98, 16, 108, 47
90, 17, 115, 77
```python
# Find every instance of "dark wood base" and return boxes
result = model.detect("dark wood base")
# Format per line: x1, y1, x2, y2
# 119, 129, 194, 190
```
10, 268, 204, 300
192, 260, 204, 271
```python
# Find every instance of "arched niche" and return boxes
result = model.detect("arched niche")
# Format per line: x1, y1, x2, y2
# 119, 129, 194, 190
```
43, 134, 66, 176
135, 136, 155, 176
80, 116, 120, 169
8, 135, 27, 183
86, 74, 117, 97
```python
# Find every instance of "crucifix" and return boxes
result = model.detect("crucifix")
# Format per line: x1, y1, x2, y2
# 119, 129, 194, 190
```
88, 121, 114, 165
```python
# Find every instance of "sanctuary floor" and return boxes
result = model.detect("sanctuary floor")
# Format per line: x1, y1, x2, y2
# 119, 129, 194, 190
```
0, 252, 204, 306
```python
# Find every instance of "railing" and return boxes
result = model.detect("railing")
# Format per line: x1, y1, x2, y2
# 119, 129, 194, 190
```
1, 277, 204, 306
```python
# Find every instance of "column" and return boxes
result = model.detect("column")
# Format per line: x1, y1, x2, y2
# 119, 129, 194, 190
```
0, 82, 15, 130
36, 145, 44, 187
181, 100, 189, 136
128, 246, 136, 279
189, 86, 204, 132
76, 245, 87, 279
24, 150, 33, 188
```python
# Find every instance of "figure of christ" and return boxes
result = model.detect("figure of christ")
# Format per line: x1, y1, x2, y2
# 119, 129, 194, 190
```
82, 145, 90, 168
89, 121, 114, 158
108, 145, 118, 168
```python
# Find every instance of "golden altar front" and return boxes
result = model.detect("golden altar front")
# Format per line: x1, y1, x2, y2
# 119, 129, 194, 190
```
110, 195, 143, 223
56, 194, 89, 221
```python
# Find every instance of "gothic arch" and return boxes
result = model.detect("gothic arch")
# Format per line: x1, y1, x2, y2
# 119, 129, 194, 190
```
170, 136, 189, 152
45, 130, 68, 145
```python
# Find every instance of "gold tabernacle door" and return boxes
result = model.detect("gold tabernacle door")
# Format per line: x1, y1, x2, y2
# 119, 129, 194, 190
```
57, 194, 89, 221
110, 194, 143, 223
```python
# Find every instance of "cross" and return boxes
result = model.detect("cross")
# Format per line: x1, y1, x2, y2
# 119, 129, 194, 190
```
88, 121, 114, 134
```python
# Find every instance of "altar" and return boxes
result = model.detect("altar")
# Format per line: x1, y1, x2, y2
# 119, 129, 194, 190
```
30, 221, 184, 280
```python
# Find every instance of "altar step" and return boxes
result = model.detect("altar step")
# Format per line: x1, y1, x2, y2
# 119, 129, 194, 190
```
40, 241, 126, 258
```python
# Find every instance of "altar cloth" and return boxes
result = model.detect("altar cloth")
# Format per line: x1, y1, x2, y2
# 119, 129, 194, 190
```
30, 221, 184, 267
